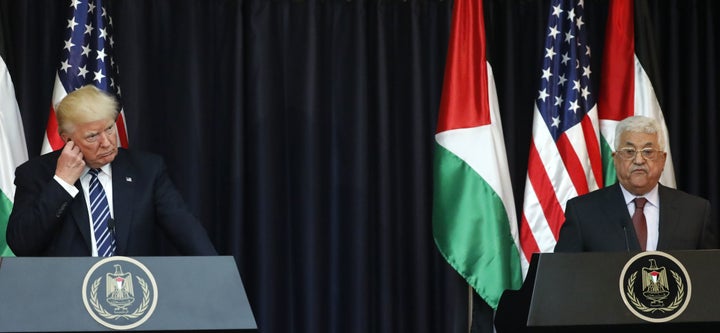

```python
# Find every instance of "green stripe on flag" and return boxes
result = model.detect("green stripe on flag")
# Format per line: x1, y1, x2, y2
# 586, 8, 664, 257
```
433, 143, 521, 308
600, 135, 617, 186
1, 54, 26, 257
0, 192, 15, 256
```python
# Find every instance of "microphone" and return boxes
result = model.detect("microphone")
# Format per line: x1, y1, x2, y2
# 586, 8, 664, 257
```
108, 218, 120, 255
621, 219, 630, 252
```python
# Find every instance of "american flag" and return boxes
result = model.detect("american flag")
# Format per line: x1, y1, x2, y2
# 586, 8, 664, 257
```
42, 0, 128, 153
519, 0, 603, 261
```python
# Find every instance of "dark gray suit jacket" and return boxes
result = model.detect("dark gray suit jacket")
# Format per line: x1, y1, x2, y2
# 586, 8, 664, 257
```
7, 148, 217, 256
555, 183, 718, 252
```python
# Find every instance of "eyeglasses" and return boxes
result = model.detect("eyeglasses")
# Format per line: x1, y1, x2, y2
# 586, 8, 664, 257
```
84, 124, 116, 144
616, 147, 662, 161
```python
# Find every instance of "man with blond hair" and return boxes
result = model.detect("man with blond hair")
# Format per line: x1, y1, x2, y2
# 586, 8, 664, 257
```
8, 85, 216, 256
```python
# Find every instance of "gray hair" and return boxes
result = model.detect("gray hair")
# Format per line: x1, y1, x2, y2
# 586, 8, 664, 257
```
614, 115, 665, 151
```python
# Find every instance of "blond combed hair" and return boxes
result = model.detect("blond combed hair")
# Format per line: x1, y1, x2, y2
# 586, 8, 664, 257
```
56, 85, 118, 135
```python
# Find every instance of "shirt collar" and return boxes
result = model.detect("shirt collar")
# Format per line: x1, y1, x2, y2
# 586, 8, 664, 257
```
84, 164, 113, 178
620, 183, 660, 207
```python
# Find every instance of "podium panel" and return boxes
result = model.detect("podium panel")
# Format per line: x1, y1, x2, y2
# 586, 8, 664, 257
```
496, 250, 720, 332
0, 256, 257, 332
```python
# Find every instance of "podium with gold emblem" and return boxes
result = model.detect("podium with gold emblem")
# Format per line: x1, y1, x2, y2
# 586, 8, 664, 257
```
0, 256, 256, 332
495, 250, 720, 332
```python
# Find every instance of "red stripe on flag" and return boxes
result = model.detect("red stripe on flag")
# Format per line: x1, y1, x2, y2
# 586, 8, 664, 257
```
116, 113, 129, 148
526, 141, 565, 238
519, 214, 540, 263
435, 0, 490, 133
556, 134, 589, 195
45, 106, 64, 151
581, 116, 603, 188
599, 0, 635, 121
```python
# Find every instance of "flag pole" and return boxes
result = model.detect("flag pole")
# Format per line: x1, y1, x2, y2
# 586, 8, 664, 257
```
467, 285, 474, 333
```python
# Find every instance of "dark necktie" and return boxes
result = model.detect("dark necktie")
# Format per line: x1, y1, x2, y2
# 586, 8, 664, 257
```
89, 168, 116, 256
633, 197, 648, 251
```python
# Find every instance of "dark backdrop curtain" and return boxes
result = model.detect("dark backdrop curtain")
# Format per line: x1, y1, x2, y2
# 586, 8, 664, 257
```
0, 1, 718, 333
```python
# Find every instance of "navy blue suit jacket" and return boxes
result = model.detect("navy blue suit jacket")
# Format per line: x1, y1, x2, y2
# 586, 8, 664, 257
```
555, 183, 718, 252
7, 148, 217, 256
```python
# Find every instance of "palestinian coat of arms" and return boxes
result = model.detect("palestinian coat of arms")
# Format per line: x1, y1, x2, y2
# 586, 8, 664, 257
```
82, 256, 158, 330
619, 252, 691, 323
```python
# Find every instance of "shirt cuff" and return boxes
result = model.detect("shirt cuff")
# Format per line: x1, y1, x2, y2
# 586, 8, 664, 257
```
54, 175, 79, 197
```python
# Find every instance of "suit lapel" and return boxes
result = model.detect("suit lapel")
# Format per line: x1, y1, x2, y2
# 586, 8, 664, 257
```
607, 184, 641, 251
111, 149, 135, 254
657, 185, 679, 250
613, 182, 641, 251
69, 179, 93, 251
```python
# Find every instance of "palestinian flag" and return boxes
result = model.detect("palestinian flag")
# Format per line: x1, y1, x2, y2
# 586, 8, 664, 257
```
432, 0, 524, 309
598, 0, 676, 187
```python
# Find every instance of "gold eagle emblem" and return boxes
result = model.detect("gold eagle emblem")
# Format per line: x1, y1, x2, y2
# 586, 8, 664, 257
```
106, 264, 136, 314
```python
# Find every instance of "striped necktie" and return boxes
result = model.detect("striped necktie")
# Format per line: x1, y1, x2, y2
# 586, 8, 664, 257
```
89, 168, 116, 257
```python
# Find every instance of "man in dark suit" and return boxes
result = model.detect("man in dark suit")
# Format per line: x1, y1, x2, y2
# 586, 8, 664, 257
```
7, 85, 216, 256
555, 116, 718, 252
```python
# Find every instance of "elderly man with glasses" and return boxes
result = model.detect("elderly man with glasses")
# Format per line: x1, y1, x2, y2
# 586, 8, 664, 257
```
555, 116, 718, 252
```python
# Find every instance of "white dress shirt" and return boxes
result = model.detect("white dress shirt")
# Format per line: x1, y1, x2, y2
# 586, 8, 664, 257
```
620, 184, 660, 251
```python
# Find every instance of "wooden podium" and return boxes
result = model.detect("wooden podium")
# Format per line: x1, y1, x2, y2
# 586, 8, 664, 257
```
495, 251, 720, 332
0, 256, 257, 332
